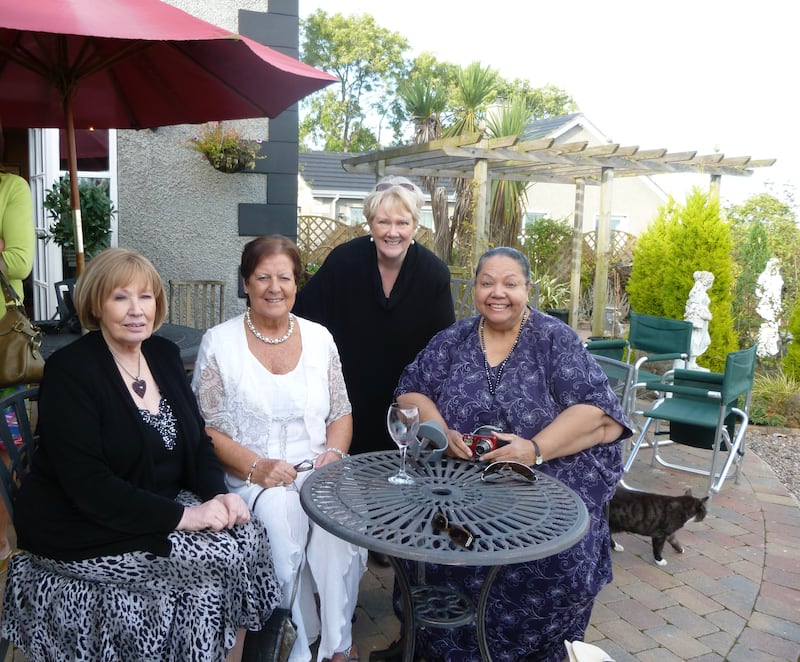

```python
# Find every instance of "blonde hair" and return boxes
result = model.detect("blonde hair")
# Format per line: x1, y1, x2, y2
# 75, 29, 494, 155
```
74, 248, 167, 331
362, 176, 424, 227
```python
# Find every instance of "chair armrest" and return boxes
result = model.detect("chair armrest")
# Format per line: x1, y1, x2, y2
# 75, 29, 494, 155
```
673, 369, 724, 385
651, 382, 722, 400
635, 352, 689, 369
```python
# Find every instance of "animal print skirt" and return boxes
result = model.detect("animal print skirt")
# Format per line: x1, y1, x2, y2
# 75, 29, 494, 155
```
1, 492, 282, 661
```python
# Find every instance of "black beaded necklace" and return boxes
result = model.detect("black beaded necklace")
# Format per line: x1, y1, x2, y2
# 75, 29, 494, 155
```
478, 309, 529, 396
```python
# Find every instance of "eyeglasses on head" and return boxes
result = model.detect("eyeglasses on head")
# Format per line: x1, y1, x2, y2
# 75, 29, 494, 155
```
375, 181, 416, 192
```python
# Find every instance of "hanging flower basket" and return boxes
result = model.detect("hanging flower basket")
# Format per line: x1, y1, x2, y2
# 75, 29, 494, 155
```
206, 153, 250, 173
186, 122, 265, 173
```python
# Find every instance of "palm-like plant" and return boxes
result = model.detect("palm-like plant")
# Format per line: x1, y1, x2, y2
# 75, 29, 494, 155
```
485, 97, 531, 247
445, 62, 498, 266
398, 77, 449, 260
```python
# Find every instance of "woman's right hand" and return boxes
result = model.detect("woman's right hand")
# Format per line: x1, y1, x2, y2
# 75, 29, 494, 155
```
251, 458, 297, 489
446, 428, 474, 460
177, 498, 243, 532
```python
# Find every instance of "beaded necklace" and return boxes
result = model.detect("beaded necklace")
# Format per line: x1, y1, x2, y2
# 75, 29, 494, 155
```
478, 309, 529, 396
246, 309, 295, 345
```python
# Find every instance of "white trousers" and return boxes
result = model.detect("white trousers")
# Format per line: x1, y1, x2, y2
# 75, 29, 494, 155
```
237, 479, 367, 662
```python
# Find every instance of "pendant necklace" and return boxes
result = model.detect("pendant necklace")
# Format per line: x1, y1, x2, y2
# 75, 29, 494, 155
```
478, 309, 529, 396
246, 308, 295, 345
111, 350, 147, 398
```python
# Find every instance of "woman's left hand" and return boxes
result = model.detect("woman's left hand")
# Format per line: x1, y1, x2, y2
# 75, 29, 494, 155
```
213, 493, 252, 527
314, 448, 346, 469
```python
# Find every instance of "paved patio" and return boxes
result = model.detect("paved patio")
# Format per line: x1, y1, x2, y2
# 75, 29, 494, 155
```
350, 441, 800, 662
2, 441, 799, 661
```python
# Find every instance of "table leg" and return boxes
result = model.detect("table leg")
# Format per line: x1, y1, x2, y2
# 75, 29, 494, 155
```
368, 556, 417, 662
475, 566, 501, 662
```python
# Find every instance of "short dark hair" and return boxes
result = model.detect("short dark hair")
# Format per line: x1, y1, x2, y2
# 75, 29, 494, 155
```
240, 235, 303, 285
475, 247, 532, 285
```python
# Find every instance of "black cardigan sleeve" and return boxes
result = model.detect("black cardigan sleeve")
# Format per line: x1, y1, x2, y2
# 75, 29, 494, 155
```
15, 331, 233, 560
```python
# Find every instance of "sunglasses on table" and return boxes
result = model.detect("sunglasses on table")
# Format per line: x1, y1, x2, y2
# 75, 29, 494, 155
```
480, 461, 537, 483
431, 510, 476, 549
375, 181, 416, 192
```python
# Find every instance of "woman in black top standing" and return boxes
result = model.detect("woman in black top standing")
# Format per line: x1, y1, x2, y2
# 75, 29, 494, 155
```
294, 176, 455, 458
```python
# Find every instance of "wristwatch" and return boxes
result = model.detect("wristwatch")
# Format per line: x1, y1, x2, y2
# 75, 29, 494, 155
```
531, 438, 544, 465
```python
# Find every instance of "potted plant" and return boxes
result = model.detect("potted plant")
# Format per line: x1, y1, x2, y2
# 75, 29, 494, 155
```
532, 271, 571, 322
186, 122, 265, 173
43, 176, 115, 275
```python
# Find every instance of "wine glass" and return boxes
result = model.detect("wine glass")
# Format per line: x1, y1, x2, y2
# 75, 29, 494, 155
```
386, 402, 419, 485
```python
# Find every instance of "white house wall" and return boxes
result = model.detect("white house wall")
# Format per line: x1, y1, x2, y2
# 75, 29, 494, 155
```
116, 0, 270, 322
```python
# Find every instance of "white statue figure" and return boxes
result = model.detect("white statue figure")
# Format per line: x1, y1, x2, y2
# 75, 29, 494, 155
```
756, 258, 783, 357
684, 270, 714, 370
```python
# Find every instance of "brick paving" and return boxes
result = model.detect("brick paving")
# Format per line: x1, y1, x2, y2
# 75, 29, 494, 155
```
2, 442, 799, 661
349, 443, 800, 662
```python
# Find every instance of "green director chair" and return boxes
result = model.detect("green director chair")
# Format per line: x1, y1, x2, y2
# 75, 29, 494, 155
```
623, 345, 757, 496
627, 312, 694, 401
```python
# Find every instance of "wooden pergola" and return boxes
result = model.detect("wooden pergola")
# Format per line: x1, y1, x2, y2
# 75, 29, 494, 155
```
342, 132, 775, 336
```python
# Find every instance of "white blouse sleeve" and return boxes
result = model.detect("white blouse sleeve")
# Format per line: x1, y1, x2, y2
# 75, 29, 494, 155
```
192, 350, 238, 439
326, 340, 352, 425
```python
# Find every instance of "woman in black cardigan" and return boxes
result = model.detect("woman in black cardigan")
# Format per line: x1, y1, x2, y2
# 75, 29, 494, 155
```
1, 248, 280, 662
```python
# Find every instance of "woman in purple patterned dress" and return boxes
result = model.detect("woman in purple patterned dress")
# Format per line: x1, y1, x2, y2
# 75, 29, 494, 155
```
396, 247, 631, 662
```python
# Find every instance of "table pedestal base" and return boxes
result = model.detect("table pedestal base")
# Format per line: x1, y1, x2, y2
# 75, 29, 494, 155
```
369, 559, 499, 662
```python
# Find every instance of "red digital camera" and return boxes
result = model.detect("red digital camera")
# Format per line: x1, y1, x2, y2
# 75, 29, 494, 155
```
463, 434, 508, 457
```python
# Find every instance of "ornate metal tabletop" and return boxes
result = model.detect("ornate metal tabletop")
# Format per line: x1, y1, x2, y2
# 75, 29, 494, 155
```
300, 451, 589, 566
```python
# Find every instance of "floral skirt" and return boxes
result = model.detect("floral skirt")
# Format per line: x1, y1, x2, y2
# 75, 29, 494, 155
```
1, 492, 281, 661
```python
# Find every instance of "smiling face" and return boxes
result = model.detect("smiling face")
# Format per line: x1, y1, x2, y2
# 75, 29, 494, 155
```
98, 279, 156, 351
368, 199, 417, 264
474, 255, 533, 329
244, 253, 297, 324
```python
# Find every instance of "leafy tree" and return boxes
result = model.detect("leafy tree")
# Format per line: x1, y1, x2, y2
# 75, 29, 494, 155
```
627, 189, 737, 371
494, 81, 577, 119
665, 188, 736, 370
519, 217, 573, 276
726, 188, 799, 351
730, 219, 770, 348
783, 299, 800, 380
627, 201, 676, 317
300, 11, 409, 151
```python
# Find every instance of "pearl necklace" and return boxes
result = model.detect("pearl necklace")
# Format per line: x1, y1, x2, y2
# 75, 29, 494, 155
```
478, 309, 529, 396
246, 308, 295, 345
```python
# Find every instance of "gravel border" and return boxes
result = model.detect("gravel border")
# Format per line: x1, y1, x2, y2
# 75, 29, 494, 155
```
746, 426, 800, 502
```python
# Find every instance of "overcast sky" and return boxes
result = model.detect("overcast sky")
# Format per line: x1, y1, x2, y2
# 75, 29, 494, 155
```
299, 0, 797, 208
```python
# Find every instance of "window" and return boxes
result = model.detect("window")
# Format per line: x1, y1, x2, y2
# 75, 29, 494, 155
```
594, 214, 625, 231
523, 212, 549, 228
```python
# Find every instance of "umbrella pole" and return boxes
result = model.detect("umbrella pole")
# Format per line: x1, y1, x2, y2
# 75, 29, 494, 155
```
64, 102, 86, 276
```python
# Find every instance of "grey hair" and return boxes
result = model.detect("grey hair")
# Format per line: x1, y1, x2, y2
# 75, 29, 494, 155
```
475, 247, 532, 285
362, 176, 424, 227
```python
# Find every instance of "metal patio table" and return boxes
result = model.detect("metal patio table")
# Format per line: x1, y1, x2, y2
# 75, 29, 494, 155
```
300, 451, 589, 662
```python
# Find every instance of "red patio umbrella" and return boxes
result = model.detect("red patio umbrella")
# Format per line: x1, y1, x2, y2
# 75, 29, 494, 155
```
0, 0, 336, 274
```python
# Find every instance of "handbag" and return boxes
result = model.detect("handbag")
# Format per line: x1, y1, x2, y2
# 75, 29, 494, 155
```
0, 264, 45, 388
242, 560, 300, 662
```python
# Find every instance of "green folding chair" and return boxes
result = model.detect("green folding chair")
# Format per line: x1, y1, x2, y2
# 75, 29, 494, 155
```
585, 338, 629, 362
623, 345, 757, 495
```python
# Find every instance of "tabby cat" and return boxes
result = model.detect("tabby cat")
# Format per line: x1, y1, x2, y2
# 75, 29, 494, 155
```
607, 485, 708, 566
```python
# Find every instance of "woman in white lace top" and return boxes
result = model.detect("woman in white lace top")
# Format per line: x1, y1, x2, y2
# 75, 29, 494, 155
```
192, 236, 366, 662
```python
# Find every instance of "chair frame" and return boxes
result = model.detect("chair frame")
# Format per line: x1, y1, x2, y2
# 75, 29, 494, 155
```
623, 345, 757, 495
0, 386, 39, 659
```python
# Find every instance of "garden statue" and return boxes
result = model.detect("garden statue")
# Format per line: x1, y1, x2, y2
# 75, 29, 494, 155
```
684, 270, 714, 369
756, 258, 783, 357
